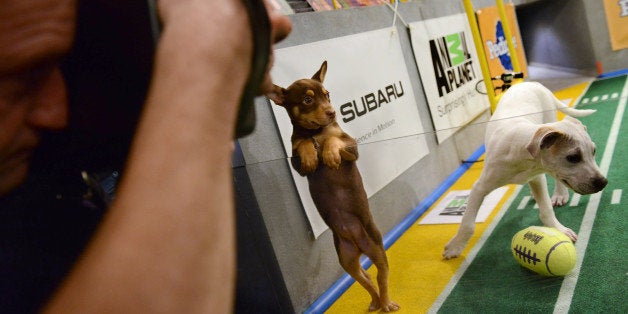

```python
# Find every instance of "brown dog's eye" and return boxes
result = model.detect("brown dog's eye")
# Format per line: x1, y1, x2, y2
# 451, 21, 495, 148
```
566, 153, 582, 164
325, 92, 330, 100
303, 96, 313, 105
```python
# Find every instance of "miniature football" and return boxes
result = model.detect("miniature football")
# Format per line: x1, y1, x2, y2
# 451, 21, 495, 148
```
511, 226, 577, 276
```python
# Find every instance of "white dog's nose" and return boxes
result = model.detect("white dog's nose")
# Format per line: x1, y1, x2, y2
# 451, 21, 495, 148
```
592, 176, 608, 192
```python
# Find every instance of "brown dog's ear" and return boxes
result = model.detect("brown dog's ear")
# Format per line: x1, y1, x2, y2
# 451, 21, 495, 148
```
266, 84, 287, 106
526, 126, 564, 158
311, 61, 327, 83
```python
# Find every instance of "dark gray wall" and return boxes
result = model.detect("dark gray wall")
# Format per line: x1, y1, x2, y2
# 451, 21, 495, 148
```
517, 0, 628, 74
582, 0, 628, 73
517, 0, 596, 72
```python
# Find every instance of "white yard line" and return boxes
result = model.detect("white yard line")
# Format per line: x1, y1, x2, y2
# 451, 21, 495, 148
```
428, 185, 523, 314
611, 189, 622, 205
569, 193, 581, 207
517, 195, 531, 210
553, 77, 628, 314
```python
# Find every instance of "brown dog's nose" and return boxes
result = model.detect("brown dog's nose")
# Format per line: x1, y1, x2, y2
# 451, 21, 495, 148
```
327, 110, 336, 119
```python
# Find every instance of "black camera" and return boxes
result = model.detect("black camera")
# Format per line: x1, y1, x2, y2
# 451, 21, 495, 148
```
147, 0, 271, 138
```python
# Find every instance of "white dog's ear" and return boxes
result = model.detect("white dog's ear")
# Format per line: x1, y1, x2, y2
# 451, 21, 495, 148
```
527, 126, 564, 158
312, 60, 327, 83
266, 84, 287, 106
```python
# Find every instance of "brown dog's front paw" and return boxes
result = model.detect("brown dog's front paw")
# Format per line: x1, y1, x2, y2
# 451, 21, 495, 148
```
339, 148, 357, 161
322, 137, 346, 169
322, 148, 341, 169
300, 153, 318, 173
295, 139, 319, 174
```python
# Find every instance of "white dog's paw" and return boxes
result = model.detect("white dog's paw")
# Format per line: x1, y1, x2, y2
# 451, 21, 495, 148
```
551, 193, 569, 206
553, 225, 578, 242
443, 239, 464, 259
561, 227, 578, 242
544, 219, 578, 242
552, 183, 569, 206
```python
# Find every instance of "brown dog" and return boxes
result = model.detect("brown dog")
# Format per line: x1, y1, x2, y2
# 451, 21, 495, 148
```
267, 61, 399, 312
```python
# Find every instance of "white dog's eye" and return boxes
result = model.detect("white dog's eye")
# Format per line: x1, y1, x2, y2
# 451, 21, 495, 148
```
566, 153, 582, 163
303, 96, 313, 105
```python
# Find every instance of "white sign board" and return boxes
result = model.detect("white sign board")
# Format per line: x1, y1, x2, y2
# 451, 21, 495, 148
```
271, 28, 429, 238
409, 14, 490, 143
419, 187, 508, 225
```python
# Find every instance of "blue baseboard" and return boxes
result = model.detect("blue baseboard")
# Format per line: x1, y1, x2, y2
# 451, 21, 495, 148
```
598, 68, 628, 79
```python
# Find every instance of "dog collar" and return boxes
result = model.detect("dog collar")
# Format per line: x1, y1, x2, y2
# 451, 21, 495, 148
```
311, 137, 320, 150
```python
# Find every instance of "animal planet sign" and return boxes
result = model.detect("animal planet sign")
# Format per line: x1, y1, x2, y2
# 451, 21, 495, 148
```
271, 28, 429, 238
410, 14, 490, 143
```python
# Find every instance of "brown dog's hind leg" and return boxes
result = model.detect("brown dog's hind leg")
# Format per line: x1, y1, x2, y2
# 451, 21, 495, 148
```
334, 235, 381, 311
360, 224, 400, 312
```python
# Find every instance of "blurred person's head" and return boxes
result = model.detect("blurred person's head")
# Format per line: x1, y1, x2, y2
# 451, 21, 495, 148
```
0, 0, 75, 196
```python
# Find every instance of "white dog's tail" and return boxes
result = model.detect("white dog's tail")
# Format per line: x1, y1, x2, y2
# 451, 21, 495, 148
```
554, 97, 596, 117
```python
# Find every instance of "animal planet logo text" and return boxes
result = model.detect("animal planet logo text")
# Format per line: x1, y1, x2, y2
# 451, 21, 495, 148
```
429, 31, 477, 97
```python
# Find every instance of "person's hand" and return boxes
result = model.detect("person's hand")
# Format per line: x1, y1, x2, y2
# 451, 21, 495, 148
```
150, 0, 253, 138
156, 0, 253, 80
156, 0, 291, 98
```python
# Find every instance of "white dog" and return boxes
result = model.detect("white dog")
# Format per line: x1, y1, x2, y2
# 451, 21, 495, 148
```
443, 82, 607, 259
